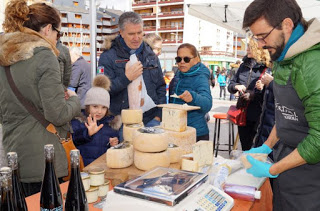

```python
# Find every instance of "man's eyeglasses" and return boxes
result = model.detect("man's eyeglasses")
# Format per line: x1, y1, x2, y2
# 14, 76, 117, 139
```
175, 56, 194, 63
252, 26, 277, 44
53, 27, 63, 40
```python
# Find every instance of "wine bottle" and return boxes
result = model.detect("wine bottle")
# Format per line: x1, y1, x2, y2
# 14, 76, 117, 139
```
65, 149, 88, 211
40, 144, 63, 211
0, 167, 17, 211
7, 152, 28, 211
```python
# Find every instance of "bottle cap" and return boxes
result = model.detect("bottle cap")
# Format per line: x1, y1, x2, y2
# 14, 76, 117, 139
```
254, 190, 261, 199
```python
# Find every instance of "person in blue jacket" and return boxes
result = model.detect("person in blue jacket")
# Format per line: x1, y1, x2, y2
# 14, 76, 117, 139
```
217, 71, 227, 100
71, 75, 121, 166
169, 43, 212, 141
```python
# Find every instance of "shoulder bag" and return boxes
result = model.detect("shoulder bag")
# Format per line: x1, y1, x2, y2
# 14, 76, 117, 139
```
4, 66, 84, 181
227, 67, 267, 126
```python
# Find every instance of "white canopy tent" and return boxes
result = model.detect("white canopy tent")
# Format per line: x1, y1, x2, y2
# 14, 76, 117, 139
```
187, 0, 320, 34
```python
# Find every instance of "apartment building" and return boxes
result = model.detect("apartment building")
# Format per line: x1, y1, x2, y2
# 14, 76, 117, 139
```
132, 0, 244, 72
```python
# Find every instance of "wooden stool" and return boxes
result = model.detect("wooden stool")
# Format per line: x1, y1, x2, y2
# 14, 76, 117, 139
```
212, 113, 235, 157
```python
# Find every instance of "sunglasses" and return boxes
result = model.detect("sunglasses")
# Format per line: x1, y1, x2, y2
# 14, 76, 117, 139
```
175, 56, 194, 63
53, 26, 63, 40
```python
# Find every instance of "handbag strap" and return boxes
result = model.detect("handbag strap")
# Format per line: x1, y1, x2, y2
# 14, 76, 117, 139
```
258, 67, 268, 80
4, 66, 61, 139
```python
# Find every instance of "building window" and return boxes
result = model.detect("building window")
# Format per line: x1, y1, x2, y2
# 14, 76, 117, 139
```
73, 1, 79, 6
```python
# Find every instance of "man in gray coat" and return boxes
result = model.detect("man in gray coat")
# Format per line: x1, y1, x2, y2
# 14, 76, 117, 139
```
69, 47, 92, 108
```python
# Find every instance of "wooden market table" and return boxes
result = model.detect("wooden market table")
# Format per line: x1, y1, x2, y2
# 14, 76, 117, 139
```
26, 153, 273, 210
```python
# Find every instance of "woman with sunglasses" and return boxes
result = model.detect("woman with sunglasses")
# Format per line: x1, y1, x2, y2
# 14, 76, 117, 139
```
169, 43, 212, 141
0, 0, 80, 196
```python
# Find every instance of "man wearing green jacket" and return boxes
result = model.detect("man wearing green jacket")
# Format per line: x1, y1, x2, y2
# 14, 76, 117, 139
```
243, 0, 320, 210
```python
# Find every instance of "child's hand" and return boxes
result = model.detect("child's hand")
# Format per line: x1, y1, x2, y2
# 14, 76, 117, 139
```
109, 137, 119, 147
85, 114, 103, 137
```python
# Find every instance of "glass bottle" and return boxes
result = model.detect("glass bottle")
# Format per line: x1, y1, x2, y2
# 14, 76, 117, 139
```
0, 167, 17, 211
65, 149, 88, 211
7, 152, 27, 211
40, 144, 63, 211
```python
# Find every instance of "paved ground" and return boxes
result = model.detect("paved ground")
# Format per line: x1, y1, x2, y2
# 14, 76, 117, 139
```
0, 85, 239, 168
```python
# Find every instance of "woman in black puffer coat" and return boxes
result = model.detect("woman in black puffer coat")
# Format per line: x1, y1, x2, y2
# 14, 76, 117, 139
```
228, 50, 267, 150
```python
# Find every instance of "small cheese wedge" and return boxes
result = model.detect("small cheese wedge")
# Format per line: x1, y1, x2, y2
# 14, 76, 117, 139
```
192, 141, 214, 167
168, 144, 181, 163
181, 159, 199, 172
240, 153, 268, 169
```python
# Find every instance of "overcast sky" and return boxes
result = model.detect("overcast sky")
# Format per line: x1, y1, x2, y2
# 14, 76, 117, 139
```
96, 0, 131, 11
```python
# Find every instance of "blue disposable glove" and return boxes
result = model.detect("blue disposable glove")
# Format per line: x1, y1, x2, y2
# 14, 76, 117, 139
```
245, 144, 272, 154
246, 155, 278, 178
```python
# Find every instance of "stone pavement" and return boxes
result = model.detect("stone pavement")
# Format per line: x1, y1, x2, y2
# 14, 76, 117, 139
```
0, 84, 239, 167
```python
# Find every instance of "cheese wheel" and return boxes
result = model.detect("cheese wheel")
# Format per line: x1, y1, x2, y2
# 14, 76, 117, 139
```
106, 144, 134, 168
181, 159, 199, 172
240, 153, 268, 169
134, 150, 170, 171
165, 127, 196, 155
121, 109, 143, 124
161, 107, 187, 132
168, 144, 181, 163
123, 123, 144, 143
192, 141, 214, 167
133, 127, 169, 152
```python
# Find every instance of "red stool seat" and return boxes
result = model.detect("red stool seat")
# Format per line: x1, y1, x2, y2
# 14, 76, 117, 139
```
213, 113, 227, 119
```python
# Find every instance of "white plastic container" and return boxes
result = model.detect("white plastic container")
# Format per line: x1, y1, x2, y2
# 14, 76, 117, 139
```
80, 172, 90, 191
98, 180, 110, 197
89, 168, 105, 186
85, 186, 99, 203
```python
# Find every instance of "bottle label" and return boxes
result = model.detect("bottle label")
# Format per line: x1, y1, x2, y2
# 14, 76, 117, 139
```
40, 206, 63, 211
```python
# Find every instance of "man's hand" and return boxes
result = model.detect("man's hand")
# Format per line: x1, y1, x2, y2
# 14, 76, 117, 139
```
67, 89, 77, 97
109, 137, 119, 147
235, 85, 246, 94
245, 144, 272, 154
246, 155, 278, 178
179, 90, 193, 103
261, 73, 274, 86
125, 61, 143, 81
85, 114, 103, 137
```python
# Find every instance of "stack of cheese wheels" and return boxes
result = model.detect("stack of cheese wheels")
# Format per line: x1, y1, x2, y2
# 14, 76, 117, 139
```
106, 142, 134, 169
160, 107, 196, 155
133, 127, 170, 171
122, 109, 144, 143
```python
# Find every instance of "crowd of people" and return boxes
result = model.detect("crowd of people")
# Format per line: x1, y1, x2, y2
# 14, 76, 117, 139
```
1, 0, 320, 209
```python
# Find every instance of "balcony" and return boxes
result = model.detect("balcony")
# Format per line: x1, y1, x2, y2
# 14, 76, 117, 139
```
140, 13, 156, 19
133, 0, 156, 7
199, 51, 235, 58
162, 39, 183, 44
143, 26, 157, 31
158, 25, 183, 31
158, 11, 184, 18
159, 0, 184, 4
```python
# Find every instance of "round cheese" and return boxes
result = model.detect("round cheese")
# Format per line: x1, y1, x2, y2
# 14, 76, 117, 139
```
133, 127, 168, 152
165, 126, 196, 155
106, 144, 134, 168
168, 144, 181, 163
123, 123, 144, 143
121, 109, 143, 124
134, 150, 170, 171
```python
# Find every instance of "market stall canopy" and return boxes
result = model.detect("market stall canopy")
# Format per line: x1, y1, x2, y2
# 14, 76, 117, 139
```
187, 0, 320, 34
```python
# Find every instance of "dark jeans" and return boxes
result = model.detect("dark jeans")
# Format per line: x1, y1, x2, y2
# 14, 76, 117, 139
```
220, 86, 226, 98
22, 177, 64, 197
238, 120, 258, 151
196, 134, 209, 142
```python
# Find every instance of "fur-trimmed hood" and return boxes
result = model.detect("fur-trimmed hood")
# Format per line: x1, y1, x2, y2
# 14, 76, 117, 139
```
0, 30, 58, 66
102, 34, 118, 51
